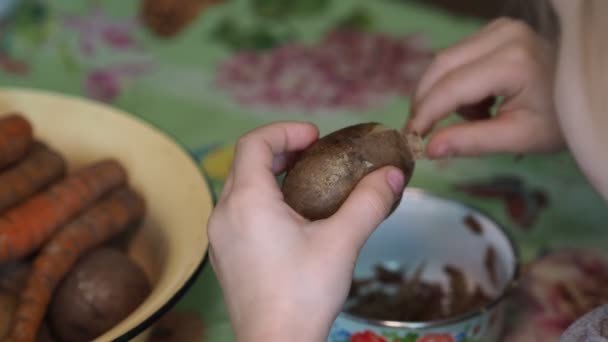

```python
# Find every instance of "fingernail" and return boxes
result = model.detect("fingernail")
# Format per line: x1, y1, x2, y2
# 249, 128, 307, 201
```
387, 169, 405, 195
404, 121, 416, 132
431, 144, 451, 158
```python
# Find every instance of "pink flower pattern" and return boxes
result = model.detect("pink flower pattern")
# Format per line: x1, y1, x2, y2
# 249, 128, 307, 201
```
217, 29, 433, 113
85, 62, 153, 103
504, 250, 608, 341
60, 7, 153, 103
63, 7, 139, 56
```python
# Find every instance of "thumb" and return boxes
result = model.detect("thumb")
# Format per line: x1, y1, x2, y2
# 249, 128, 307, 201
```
322, 166, 405, 252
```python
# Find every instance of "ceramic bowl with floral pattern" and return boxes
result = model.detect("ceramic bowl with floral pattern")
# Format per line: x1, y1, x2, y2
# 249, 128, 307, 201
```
329, 189, 518, 342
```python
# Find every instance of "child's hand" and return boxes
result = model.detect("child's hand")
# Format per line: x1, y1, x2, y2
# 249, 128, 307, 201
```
208, 122, 405, 342
407, 18, 564, 158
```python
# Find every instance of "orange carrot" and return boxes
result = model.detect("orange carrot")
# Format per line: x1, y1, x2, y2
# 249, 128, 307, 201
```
0, 113, 33, 170
6, 187, 145, 341
0, 141, 66, 213
0, 159, 126, 264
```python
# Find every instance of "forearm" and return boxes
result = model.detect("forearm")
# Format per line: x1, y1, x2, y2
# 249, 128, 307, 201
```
237, 329, 328, 342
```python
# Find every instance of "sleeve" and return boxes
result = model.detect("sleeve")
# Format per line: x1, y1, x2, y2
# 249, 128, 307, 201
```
560, 305, 608, 342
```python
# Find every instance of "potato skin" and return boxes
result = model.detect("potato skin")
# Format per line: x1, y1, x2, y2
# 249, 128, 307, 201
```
281, 122, 415, 220
49, 248, 151, 342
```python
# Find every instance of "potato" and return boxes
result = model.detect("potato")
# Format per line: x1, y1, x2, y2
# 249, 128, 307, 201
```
37, 321, 57, 342
49, 248, 151, 342
281, 122, 417, 220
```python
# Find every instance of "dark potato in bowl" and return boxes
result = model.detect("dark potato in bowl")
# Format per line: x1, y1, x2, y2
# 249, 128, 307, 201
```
49, 248, 151, 342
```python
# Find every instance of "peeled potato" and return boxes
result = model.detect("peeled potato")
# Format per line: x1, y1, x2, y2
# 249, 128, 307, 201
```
281, 122, 417, 220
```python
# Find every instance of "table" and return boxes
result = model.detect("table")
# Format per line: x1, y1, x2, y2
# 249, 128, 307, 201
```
2, 1, 607, 341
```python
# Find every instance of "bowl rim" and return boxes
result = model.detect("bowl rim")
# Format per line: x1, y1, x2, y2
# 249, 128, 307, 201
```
0, 87, 215, 341
337, 187, 521, 329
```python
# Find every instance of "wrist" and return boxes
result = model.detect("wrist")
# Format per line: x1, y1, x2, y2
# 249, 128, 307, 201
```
234, 309, 332, 342
237, 326, 328, 342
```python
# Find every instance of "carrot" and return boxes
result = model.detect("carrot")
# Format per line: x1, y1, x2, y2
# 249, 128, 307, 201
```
0, 141, 66, 213
0, 113, 33, 170
6, 187, 145, 341
0, 159, 127, 264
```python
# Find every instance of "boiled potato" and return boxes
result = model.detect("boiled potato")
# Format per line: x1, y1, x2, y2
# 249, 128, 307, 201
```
282, 122, 416, 220
49, 248, 151, 342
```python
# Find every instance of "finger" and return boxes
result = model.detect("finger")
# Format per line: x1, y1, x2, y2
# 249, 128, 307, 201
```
425, 110, 553, 158
409, 47, 526, 136
232, 122, 319, 193
218, 171, 235, 202
221, 127, 312, 202
412, 18, 510, 105
271, 151, 301, 175
222, 147, 297, 201
412, 18, 530, 106
320, 167, 404, 252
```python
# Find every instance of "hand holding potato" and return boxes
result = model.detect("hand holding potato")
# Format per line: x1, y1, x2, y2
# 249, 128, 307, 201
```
406, 18, 564, 158
208, 122, 405, 342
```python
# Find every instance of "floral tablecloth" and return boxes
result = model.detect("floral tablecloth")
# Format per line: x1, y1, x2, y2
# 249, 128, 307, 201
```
1, 0, 607, 341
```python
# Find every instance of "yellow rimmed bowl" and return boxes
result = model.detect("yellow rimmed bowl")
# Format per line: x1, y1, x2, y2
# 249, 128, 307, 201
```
0, 88, 212, 341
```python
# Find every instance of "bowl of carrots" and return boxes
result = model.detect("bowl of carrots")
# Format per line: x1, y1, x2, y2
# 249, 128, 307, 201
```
0, 88, 212, 341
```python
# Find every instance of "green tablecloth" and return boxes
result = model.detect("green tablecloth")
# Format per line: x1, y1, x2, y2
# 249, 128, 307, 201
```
1, 1, 607, 341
